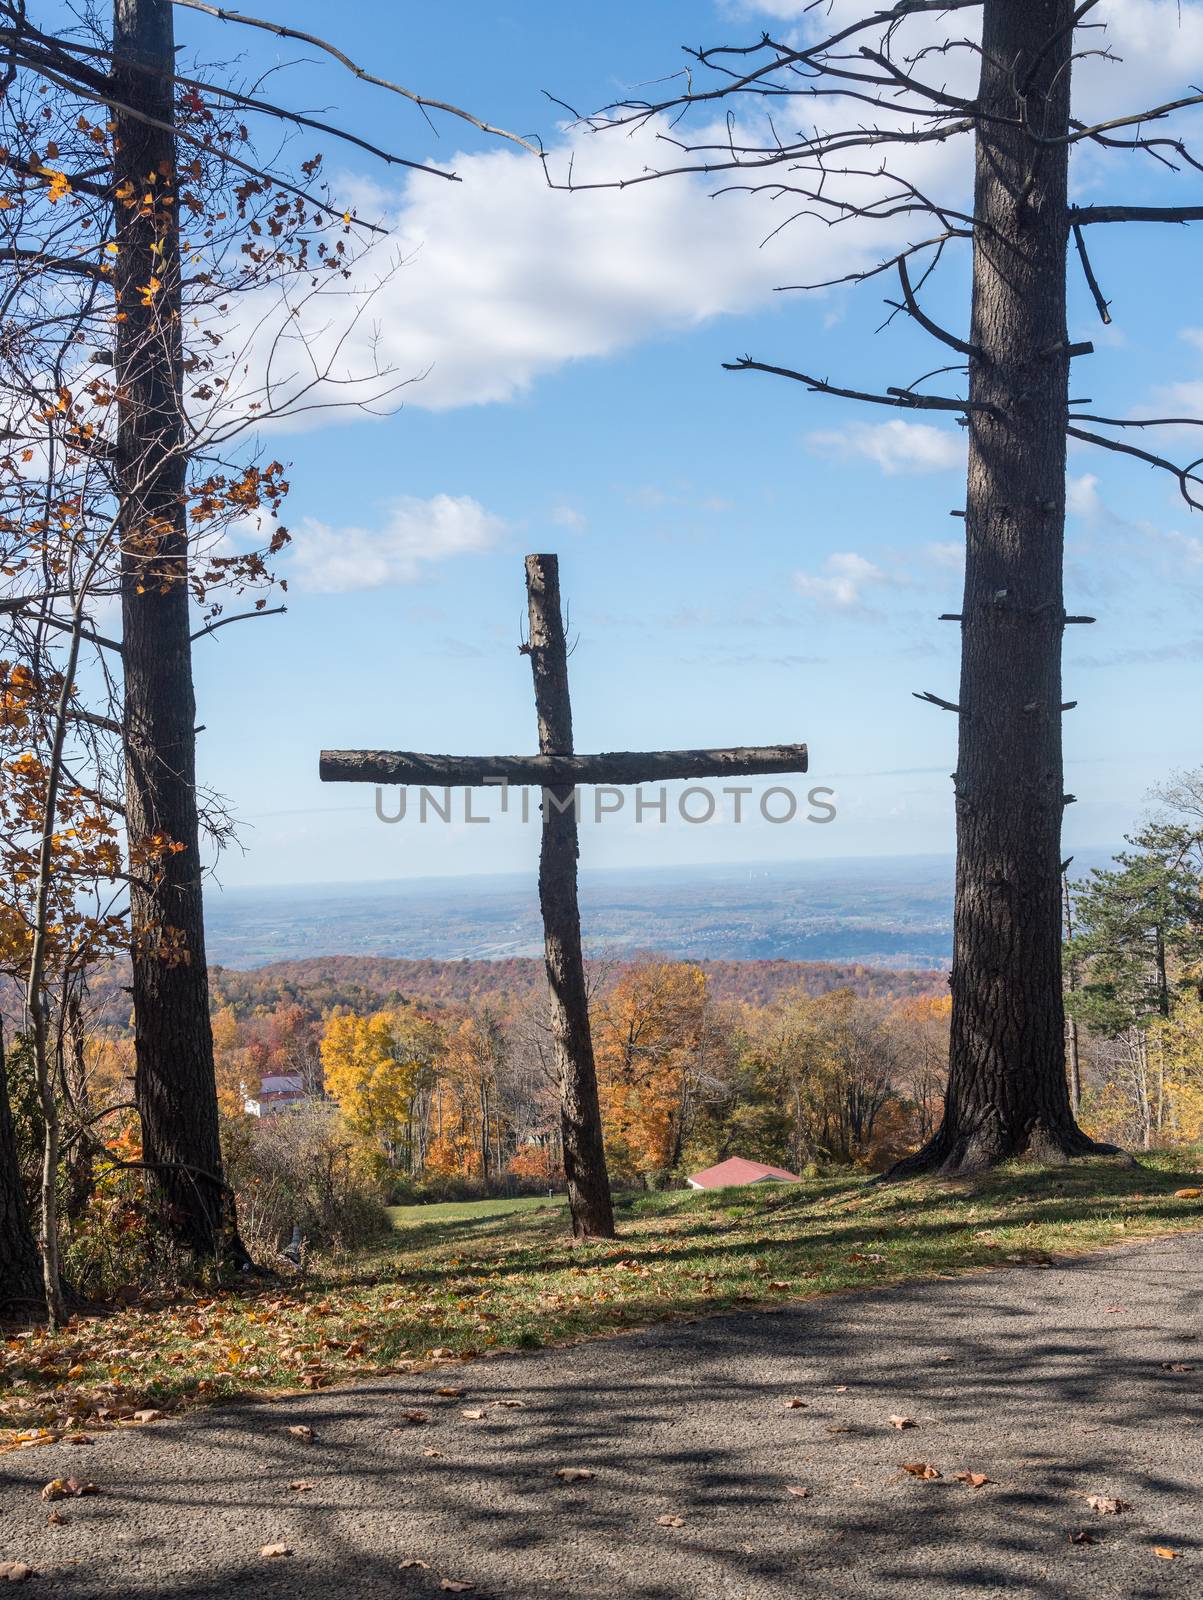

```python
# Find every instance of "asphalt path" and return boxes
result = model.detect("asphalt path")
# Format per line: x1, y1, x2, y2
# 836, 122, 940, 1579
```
2, 1234, 1201, 1598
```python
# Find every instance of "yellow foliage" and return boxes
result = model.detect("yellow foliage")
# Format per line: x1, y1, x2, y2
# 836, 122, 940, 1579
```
320, 1009, 423, 1147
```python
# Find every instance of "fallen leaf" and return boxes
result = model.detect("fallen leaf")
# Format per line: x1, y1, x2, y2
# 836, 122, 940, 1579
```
286, 1425, 315, 1443
785, 1485, 811, 1500
133, 1409, 162, 1424
826, 1426, 854, 1435
834, 1385, 849, 1393
954, 1472, 991, 1488
1161, 1362, 1196, 1374
1086, 1495, 1130, 1515
435, 1387, 464, 1398
1154, 1547, 1181, 1561
888, 1415, 917, 1430
422, 1448, 443, 1458
783, 1398, 807, 1410
40, 1478, 97, 1502
288, 1480, 316, 1492
63, 1435, 92, 1446
45, 1511, 67, 1526
495, 1399, 525, 1409
397, 1409, 429, 1427
656, 1515, 686, 1528
1173, 1188, 1201, 1200
0, 1565, 34, 1583
440, 1582, 473, 1593
1068, 1530, 1098, 1545
400, 1559, 430, 1570
901, 1463, 941, 1480
554, 1467, 595, 1483
460, 1409, 485, 1421
260, 1543, 292, 1558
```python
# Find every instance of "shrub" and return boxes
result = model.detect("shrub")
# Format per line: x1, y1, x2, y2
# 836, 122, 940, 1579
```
223, 1105, 390, 1262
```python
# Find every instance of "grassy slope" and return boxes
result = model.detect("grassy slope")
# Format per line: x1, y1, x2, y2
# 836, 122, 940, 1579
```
3, 1154, 1201, 1450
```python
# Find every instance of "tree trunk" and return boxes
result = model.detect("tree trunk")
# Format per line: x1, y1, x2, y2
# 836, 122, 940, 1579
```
0, 1026, 42, 1314
524, 554, 615, 1239
1062, 869, 1082, 1115
112, 0, 237, 1259
889, 0, 1120, 1177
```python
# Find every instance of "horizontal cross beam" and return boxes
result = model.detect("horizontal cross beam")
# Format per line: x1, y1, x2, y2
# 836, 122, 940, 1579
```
319, 743, 809, 787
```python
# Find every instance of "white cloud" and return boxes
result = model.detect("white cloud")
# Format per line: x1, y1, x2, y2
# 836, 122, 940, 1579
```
1067, 474, 1103, 518
925, 541, 964, 570
286, 494, 505, 593
209, 2, 1203, 431
1162, 528, 1203, 567
551, 504, 587, 530
794, 551, 898, 610
807, 420, 964, 475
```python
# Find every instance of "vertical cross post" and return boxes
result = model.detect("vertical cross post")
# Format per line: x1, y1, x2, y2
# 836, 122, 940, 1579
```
523, 554, 615, 1240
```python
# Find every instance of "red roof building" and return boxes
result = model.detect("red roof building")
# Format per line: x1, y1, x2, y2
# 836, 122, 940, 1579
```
687, 1156, 802, 1190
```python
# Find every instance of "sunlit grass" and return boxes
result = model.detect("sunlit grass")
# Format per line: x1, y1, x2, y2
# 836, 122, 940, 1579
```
3, 1151, 1200, 1451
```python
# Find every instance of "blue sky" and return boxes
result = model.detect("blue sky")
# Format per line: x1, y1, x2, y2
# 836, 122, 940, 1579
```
151, 0, 1203, 887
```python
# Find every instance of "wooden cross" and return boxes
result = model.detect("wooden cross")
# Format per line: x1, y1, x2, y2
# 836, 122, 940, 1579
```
320, 554, 809, 1238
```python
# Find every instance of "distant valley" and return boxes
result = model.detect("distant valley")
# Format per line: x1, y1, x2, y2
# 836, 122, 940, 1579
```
206, 855, 965, 972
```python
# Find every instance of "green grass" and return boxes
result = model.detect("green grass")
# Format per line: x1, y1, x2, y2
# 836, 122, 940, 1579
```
388, 1194, 568, 1226
3, 1152, 1201, 1451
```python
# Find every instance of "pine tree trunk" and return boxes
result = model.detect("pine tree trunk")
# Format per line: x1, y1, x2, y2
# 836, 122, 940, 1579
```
889, 0, 1121, 1177
524, 554, 616, 1239
111, 0, 236, 1257
0, 1026, 42, 1313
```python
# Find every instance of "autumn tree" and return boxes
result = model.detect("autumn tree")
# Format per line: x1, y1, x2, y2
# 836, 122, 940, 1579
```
0, 0, 531, 1272
321, 1010, 425, 1164
593, 962, 721, 1184
572, 0, 1203, 1173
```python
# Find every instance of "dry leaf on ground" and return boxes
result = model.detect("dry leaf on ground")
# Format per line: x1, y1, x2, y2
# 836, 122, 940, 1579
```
1086, 1495, 1130, 1515
440, 1581, 473, 1593
656, 1515, 686, 1528
40, 1479, 97, 1502
495, 1399, 525, 1409
954, 1472, 991, 1488
133, 1410, 162, 1423
288, 1480, 316, 1492
1154, 1548, 1181, 1560
901, 1463, 941, 1480
1161, 1362, 1196, 1373
785, 1485, 811, 1500
259, 1543, 293, 1559
460, 1409, 485, 1421
554, 1467, 595, 1483
783, 1398, 807, 1410
888, 1416, 917, 1430
400, 1559, 430, 1570
436, 1388, 464, 1398
286, 1425, 315, 1443
397, 1409, 429, 1427
0, 1564, 34, 1583
1173, 1188, 1201, 1199
1069, 1530, 1098, 1545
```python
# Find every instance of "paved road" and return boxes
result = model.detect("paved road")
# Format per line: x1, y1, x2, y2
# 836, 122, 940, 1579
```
2, 1235, 1201, 1598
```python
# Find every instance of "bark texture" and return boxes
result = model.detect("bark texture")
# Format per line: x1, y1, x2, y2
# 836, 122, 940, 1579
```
319, 744, 809, 787
892, 0, 1117, 1176
524, 554, 615, 1240
112, 0, 232, 1256
0, 1028, 42, 1312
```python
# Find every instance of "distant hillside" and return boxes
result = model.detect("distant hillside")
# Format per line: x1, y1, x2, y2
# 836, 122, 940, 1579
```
205, 954, 944, 1020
